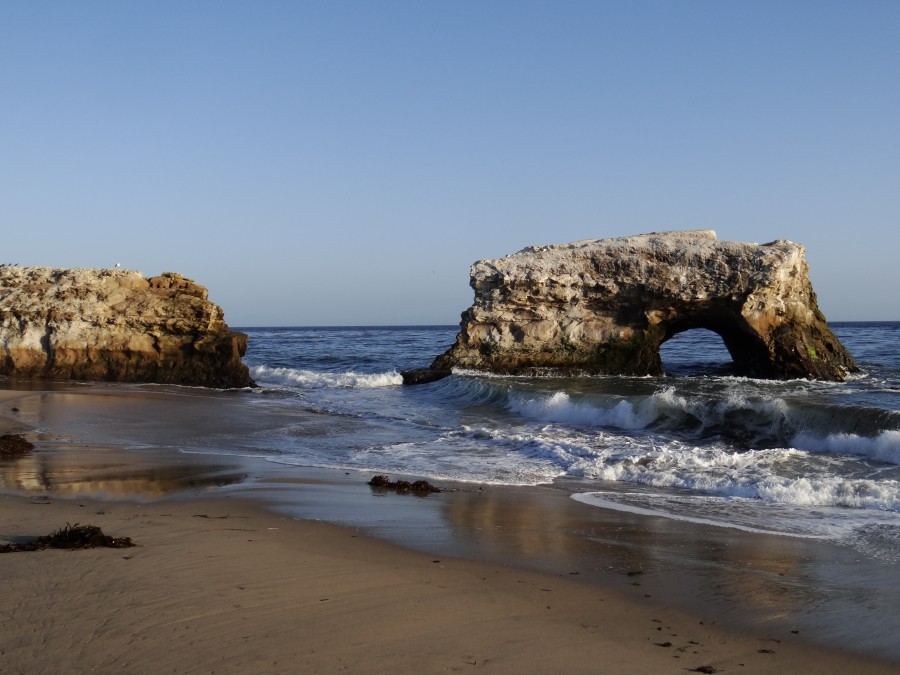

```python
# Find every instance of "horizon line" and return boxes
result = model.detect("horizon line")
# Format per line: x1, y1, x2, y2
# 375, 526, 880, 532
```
232, 320, 897, 330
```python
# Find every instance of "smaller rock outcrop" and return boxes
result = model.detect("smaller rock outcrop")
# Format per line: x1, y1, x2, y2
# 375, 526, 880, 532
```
400, 367, 451, 385
429, 231, 857, 381
0, 267, 253, 388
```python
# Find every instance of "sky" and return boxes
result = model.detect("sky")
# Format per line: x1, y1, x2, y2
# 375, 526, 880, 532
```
2, 1, 898, 326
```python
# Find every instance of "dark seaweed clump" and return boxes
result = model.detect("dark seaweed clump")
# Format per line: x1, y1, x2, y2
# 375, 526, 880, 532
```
368, 475, 442, 494
0, 523, 136, 553
0, 433, 34, 458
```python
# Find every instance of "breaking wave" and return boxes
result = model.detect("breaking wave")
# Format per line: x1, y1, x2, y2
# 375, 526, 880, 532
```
250, 365, 403, 389
504, 386, 900, 463
792, 429, 900, 466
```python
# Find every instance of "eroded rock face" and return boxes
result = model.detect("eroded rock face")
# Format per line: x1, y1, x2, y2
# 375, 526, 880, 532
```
432, 231, 857, 381
0, 267, 254, 388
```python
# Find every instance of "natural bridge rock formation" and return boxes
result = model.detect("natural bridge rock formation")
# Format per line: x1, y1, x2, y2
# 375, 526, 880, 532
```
427, 231, 857, 381
0, 267, 253, 388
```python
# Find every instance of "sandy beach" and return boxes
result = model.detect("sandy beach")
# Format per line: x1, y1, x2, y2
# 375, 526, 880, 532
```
2, 386, 899, 674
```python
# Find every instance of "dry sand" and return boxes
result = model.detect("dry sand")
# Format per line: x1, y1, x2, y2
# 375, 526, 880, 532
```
1, 390, 898, 674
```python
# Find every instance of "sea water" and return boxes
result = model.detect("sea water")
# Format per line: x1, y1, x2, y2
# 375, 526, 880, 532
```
237, 322, 900, 564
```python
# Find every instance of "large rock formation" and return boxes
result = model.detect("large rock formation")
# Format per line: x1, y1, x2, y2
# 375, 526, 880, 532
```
0, 267, 254, 388
429, 231, 857, 381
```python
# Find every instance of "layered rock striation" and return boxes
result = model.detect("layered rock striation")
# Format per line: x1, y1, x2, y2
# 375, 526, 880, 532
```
430, 230, 857, 381
0, 267, 253, 388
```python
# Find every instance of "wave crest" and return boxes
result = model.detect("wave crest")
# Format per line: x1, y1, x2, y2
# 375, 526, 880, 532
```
792, 430, 900, 465
508, 390, 656, 429
250, 365, 402, 389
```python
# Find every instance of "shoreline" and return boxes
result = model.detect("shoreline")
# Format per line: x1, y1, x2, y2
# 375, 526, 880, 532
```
4, 492, 897, 674
238, 467, 900, 663
2, 384, 899, 672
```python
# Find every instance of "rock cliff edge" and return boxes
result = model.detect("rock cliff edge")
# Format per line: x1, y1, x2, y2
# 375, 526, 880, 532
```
0, 267, 254, 388
430, 231, 857, 381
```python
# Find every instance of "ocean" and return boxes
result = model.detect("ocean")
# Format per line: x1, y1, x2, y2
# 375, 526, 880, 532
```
237, 322, 900, 564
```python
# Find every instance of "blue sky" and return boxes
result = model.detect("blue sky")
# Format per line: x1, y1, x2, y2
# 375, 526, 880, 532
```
2, 1, 898, 325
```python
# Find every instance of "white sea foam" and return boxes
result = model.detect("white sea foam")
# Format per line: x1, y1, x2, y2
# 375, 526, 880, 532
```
457, 416, 900, 511
250, 365, 403, 389
753, 474, 900, 509
451, 368, 516, 379
579, 444, 900, 511
270, 433, 567, 486
792, 430, 900, 465
571, 490, 900, 545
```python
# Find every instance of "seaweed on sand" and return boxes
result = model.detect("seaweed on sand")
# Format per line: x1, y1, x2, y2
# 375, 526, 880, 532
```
0, 434, 34, 458
0, 523, 136, 553
367, 475, 442, 494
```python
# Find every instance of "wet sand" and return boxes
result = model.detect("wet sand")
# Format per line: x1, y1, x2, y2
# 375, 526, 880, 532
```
2, 385, 899, 673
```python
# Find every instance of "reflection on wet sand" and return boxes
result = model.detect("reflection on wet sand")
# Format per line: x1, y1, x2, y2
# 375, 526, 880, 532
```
0, 384, 251, 499
440, 482, 900, 657
0, 446, 246, 499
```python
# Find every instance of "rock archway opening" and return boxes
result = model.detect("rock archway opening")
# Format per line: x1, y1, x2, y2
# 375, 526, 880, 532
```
654, 304, 781, 378
659, 328, 735, 376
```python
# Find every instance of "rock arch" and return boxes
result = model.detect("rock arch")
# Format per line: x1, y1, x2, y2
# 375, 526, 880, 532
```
427, 231, 857, 381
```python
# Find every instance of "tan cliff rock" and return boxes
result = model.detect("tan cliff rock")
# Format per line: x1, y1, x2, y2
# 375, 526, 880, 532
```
0, 267, 253, 388
426, 230, 857, 381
